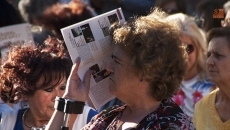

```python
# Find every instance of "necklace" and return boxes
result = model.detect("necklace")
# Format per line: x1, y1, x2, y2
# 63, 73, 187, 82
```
22, 108, 46, 130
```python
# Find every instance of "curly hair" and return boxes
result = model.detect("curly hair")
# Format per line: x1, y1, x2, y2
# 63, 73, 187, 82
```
0, 37, 72, 103
33, 0, 95, 39
167, 13, 208, 80
110, 8, 188, 101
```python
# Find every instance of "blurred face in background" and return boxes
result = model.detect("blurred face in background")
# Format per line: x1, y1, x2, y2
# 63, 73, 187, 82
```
182, 35, 198, 80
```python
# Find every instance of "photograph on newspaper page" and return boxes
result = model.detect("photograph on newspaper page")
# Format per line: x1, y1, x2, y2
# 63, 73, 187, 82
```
0, 23, 34, 63
61, 8, 125, 109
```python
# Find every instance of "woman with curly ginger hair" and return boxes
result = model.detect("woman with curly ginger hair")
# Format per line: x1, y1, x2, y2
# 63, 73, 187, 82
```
46, 8, 195, 130
0, 37, 97, 130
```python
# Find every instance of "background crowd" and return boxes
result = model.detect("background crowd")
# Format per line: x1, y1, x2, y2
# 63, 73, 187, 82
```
0, 0, 230, 129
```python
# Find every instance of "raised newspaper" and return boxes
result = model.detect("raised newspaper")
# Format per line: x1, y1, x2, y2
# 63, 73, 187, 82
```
61, 8, 125, 109
0, 23, 34, 61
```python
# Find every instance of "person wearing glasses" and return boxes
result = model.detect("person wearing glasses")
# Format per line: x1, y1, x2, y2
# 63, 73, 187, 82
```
167, 13, 215, 118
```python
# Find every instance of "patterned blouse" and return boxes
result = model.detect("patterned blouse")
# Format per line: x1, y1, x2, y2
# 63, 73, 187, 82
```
82, 99, 195, 130
172, 76, 215, 117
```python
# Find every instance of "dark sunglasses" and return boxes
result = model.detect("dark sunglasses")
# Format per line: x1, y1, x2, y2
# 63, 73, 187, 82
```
186, 44, 194, 54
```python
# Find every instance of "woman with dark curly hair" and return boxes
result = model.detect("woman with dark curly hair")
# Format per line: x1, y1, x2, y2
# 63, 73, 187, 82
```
0, 37, 97, 130
46, 8, 195, 129
32, 0, 96, 40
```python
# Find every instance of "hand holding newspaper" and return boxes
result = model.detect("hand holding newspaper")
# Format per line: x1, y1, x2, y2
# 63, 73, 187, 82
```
61, 8, 125, 109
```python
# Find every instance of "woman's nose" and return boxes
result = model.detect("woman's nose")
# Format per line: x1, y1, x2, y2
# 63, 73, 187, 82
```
206, 56, 214, 66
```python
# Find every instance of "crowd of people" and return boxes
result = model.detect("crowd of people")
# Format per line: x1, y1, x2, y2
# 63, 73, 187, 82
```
1, 0, 230, 129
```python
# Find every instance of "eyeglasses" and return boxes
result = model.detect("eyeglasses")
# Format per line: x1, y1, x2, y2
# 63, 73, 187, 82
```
186, 44, 194, 54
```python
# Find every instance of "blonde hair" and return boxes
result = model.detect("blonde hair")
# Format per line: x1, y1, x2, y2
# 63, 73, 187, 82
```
167, 13, 208, 79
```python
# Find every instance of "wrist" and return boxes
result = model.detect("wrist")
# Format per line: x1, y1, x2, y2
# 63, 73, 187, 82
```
54, 97, 65, 112
64, 99, 85, 114
55, 96, 85, 114
62, 94, 86, 102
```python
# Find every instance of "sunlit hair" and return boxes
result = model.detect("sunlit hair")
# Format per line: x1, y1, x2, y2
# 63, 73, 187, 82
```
167, 13, 208, 80
207, 27, 230, 45
34, 0, 95, 39
0, 37, 72, 103
110, 8, 188, 101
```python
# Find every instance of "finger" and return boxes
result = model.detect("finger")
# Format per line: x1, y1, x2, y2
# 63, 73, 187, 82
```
83, 70, 93, 91
70, 58, 81, 80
